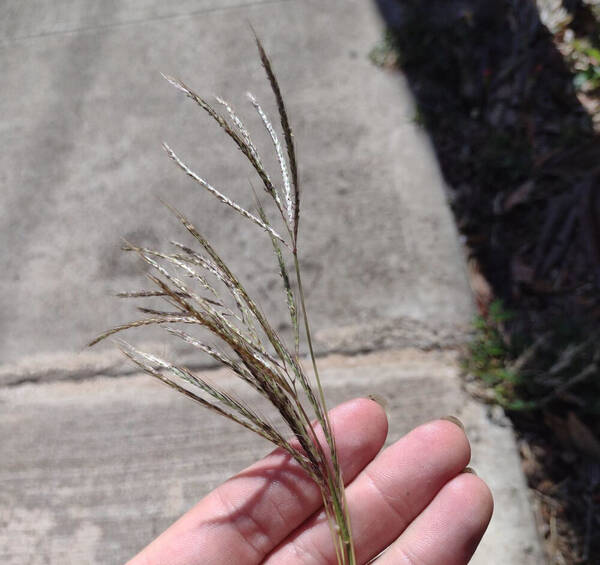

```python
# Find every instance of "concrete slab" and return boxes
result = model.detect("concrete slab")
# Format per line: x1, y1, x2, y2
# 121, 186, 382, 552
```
0, 1, 281, 42
0, 1, 542, 563
0, 350, 543, 564
0, 0, 472, 366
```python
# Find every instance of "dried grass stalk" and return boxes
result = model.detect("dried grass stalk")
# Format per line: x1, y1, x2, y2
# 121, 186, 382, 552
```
91, 35, 356, 564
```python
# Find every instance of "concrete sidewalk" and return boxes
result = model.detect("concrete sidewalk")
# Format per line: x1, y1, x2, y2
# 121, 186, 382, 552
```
0, 0, 471, 365
1, 0, 543, 563
1, 351, 541, 564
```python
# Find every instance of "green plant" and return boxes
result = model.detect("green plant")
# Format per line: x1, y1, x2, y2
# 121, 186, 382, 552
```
90, 37, 356, 564
466, 301, 600, 413
369, 29, 402, 68
465, 300, 525, 408
571, 38, 600, 92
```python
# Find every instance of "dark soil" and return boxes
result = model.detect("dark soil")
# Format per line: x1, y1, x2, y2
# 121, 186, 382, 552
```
373, 0, 600, 562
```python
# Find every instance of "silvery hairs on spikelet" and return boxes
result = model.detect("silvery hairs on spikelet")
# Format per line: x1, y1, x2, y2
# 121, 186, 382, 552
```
90, 34, 357, 565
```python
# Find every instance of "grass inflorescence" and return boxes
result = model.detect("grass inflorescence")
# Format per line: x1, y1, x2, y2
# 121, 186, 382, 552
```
90, 35, 356, 564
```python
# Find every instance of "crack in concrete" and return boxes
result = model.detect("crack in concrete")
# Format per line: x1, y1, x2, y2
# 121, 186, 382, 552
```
0, 316, 469, 388
1, 345, 462, 389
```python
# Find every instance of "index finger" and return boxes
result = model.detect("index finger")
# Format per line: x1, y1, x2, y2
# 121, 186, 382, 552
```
128, 397, 388, 565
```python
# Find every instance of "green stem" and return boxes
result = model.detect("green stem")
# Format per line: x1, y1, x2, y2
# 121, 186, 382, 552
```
293, 252, 356, 565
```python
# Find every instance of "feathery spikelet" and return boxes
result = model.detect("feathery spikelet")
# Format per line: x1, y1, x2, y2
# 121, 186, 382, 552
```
162, 142, 287, 244
247, 91, 293, 223
92, 36, 356, 565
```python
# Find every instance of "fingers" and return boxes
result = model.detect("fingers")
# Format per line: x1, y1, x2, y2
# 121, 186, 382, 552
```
265, 419, 471, 565
374, 473, 493, 565
127, 397, 388, 565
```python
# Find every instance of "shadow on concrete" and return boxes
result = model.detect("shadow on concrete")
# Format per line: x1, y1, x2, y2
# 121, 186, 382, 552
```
373, 0, 600, 561
374, 0, 600, 322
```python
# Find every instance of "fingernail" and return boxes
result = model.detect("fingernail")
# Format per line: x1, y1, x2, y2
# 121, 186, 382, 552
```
462, 466, 477, 476
440, 415, 464, 431
367, 394, 388, 410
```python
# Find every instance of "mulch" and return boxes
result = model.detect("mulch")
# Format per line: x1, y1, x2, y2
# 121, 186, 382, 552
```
374, 0, 600, 562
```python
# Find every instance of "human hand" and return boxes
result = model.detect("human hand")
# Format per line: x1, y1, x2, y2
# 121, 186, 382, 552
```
128, 398, 493, 564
